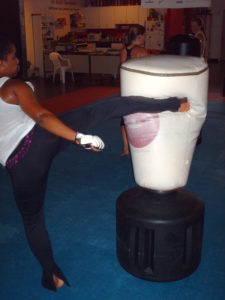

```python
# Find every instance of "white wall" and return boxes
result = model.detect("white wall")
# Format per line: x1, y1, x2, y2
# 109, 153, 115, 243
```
24, 0, 84, 67
209, 0, 225, 60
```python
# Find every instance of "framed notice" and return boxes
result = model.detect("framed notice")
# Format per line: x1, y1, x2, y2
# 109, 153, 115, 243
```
141, 0, 211, 8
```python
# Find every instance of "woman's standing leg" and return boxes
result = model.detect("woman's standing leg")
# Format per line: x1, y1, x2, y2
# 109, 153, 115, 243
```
7, 126, 69, 291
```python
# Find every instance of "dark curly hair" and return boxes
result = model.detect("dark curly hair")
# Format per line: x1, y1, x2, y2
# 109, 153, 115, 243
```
0, 36, 14, 60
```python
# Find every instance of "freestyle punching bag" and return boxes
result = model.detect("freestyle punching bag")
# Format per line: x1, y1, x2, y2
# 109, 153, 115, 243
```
116, 55, 208, 281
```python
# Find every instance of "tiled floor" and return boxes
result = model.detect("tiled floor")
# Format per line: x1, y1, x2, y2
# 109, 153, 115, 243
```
30, 61, 225, 101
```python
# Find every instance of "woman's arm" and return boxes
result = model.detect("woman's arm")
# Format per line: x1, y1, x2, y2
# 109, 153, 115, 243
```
12, 80, 77, 142
4, 79, 104, 150
120, 47, 127, 64
196, 32, 205, 56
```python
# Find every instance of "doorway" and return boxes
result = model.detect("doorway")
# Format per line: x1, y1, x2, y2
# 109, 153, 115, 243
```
221, 10, 225, 61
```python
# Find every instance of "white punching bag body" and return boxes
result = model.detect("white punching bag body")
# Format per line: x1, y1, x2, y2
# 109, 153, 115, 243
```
121, 55, 208, 192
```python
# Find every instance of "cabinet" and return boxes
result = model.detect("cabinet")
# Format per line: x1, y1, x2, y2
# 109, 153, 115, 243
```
99, 7, 115, 28
114, 6, 140, 25
67, 55, 90, 73
82, 7, 100, 28
44, 53, 90, 75
126, 6, 139, 24
138, 6, 148, 26
44, 53, 120, 77
114, 6, 127, 24
90, 54, 120, 77
82, 6, 147, 29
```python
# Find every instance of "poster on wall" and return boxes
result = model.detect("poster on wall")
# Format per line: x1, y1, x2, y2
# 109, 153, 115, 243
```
55, 18, 67, 29
141, 0, 211, 8
70, 9, 85, 31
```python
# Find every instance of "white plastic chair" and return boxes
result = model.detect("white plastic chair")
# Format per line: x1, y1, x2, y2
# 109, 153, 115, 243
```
49, 52, 74, 84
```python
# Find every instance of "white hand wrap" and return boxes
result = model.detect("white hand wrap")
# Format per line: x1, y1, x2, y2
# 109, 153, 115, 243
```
75, 132, 105, 150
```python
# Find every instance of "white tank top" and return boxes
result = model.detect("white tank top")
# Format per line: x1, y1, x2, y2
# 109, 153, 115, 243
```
0, 77, 35, 166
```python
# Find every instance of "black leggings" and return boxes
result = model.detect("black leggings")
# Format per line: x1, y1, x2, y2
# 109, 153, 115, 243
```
7, 126, 64, 291
6, 95, 181, 291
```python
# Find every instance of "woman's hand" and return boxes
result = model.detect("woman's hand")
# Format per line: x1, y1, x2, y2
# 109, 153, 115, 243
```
178, 98, 190, 112
74, 132, 105, 152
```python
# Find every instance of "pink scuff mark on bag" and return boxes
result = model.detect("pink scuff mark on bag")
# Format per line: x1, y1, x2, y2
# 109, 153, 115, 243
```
124, 113, 160, 148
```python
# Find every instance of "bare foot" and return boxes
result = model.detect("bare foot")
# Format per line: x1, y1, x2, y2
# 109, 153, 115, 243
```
120, 149, 129, 157
53, 274, 65, 289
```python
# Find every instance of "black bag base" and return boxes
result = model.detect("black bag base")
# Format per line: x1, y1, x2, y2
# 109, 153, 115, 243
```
116, 187, 204, 282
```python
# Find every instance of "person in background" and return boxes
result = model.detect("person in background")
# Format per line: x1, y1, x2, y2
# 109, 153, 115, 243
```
120, 25, 148, 63
191, 17, 207, 144
120, 25, 149, 156
190, 17, 207, 59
